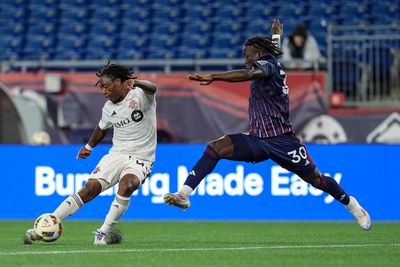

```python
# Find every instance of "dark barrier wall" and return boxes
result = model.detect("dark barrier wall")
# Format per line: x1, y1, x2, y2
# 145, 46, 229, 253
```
0, 144, 398, 220
0, 72, 326, 143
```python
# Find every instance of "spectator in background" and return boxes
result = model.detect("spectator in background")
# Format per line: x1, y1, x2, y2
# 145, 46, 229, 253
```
282, 23, 321, 70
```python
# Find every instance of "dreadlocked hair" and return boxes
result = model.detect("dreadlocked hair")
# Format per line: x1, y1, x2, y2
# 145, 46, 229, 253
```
96, 61, 137, 86
244, 36, 283, 57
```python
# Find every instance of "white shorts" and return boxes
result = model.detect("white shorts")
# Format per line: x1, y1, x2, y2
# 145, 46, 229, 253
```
90, 153, 153, 192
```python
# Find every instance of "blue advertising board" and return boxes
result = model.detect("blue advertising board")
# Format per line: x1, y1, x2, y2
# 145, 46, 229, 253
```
0, 144, 398, 220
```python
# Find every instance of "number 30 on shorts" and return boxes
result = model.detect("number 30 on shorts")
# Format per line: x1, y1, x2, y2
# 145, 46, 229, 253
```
287, 147, 308, 163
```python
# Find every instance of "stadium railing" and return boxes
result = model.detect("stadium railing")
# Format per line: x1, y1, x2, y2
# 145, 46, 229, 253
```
0, 59, 245, 73
327, 24, 400, 107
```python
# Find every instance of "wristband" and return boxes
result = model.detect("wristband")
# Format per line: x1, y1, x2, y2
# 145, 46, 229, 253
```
85, 144, 93, 151
272, 34, 281, 40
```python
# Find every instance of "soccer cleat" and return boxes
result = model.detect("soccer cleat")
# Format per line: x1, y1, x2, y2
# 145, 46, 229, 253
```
163, 192, 191, 210
346, 196, 371, 231
24, 229, 41, 244
93, 230, 108, 245
93, 229, 123, 245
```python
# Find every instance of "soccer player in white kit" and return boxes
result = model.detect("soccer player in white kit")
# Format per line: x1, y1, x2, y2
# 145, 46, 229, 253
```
25, 63, 158, 245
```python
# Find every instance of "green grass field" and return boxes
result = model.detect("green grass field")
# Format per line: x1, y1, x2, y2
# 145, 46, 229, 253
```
1, 221, 399, 267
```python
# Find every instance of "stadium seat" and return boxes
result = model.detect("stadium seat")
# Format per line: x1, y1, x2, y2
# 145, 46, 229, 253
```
0, 49, 20, 61
115, 49, 145, 60
59, 7, 89, 23
152, 22, 181, 35
88, 23, 118, 36
58, 23, 88, 36
208, 48, 239, 59
91, 7, 120, 22
146, 49, 175, 60
246, 4, 276, 19
123, 7, 150, 20
182, 22, 212, 36
120, 22, 150, 36
52, 50, 82, 60
28, 0, 58, 5
0, 23, 25, 35
214, 5, 245, 20
176, 48, 207, 59
84, 50, 114, 60
148, 35, 179, 50
86, 36, 117, 51
179, 35, 210, 49
276, 4, 306, 18
56, 35, 86, 52
211, 34, 242, 49
214, 21, 243, 34
118, 35, 148, 50
151, 8, 181, 22
182, 6, 214, 22
26, 23, 56, 36
0, 0, 398, 63
245, 20, 271, 36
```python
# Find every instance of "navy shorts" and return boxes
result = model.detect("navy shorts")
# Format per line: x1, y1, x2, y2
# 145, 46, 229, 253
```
228, 132, 316, 178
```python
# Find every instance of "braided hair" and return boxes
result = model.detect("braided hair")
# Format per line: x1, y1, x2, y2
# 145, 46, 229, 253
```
96, 61, 137, 86
244, 36, 282, 57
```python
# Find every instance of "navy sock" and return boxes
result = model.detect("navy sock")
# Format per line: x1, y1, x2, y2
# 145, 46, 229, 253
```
184, 146, 219, 190
317, 175, 350, 205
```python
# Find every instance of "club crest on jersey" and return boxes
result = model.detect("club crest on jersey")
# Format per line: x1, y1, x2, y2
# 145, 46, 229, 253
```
128, 99, 138, 109
131, 110, 144, 122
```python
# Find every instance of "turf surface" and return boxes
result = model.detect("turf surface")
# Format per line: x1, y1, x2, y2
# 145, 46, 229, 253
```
1, 221, 399, 267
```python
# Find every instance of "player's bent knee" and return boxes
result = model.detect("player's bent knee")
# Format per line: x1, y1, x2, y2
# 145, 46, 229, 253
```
118, 175, 140, 197
207, 136, 233, 158
300, 169, 322, 187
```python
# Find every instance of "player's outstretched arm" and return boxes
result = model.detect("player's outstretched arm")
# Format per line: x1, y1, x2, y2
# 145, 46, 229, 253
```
134, 80, 158, 95
271, 19, 283, 48
123, 79, 158, 95
76, 126, 108, 159
188, 68, 264, 85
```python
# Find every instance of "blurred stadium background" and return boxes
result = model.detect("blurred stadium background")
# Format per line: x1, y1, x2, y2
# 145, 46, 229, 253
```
0, 0, 400, 226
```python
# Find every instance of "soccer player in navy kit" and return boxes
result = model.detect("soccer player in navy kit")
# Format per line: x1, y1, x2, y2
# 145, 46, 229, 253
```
164, 20, 371, 231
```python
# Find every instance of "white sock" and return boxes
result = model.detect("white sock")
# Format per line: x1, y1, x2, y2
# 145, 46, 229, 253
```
346, 196, 358, 210
99, 194, 130, 235
53, 193, 84, 221
180, 185, 193, 197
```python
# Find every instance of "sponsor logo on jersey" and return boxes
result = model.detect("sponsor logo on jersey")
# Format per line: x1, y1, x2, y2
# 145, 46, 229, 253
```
113, 110, 144, 128
131, 110, 144, 122
111, 111, 117, 116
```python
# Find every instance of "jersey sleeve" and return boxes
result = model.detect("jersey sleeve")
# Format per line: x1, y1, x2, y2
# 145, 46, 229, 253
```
134, 86, 155, 105
253, 60, 276, 77
98, 106, 113, 130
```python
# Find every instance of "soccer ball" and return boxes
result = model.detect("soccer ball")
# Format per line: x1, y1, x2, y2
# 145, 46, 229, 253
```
31, 131, 51, 145
34, 213, 62, 242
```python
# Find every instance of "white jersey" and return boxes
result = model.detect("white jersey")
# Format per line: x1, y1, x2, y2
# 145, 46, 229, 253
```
98, 87, 156, 162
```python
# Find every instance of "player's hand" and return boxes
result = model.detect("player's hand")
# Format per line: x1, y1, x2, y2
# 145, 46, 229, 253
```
271, 19, 283, 35
76, 147, 92, 160
187, 73, 213, 85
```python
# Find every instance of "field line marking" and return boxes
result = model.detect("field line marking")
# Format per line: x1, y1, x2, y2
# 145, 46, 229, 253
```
1, 243, 400, 256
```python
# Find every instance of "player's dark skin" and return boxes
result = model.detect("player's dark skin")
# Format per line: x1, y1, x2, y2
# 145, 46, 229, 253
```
76, 75, 157, 203
188, 19, 323, 187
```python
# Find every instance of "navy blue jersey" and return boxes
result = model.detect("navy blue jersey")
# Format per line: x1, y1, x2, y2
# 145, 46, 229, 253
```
249, 55, 293, 138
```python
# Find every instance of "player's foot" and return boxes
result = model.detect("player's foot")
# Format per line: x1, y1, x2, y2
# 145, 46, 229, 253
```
24, 229, 41, 244
346, 196, 371, 231
93, 229, 123, 245
93, 230, 108, 245
163, 192, 191, 210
